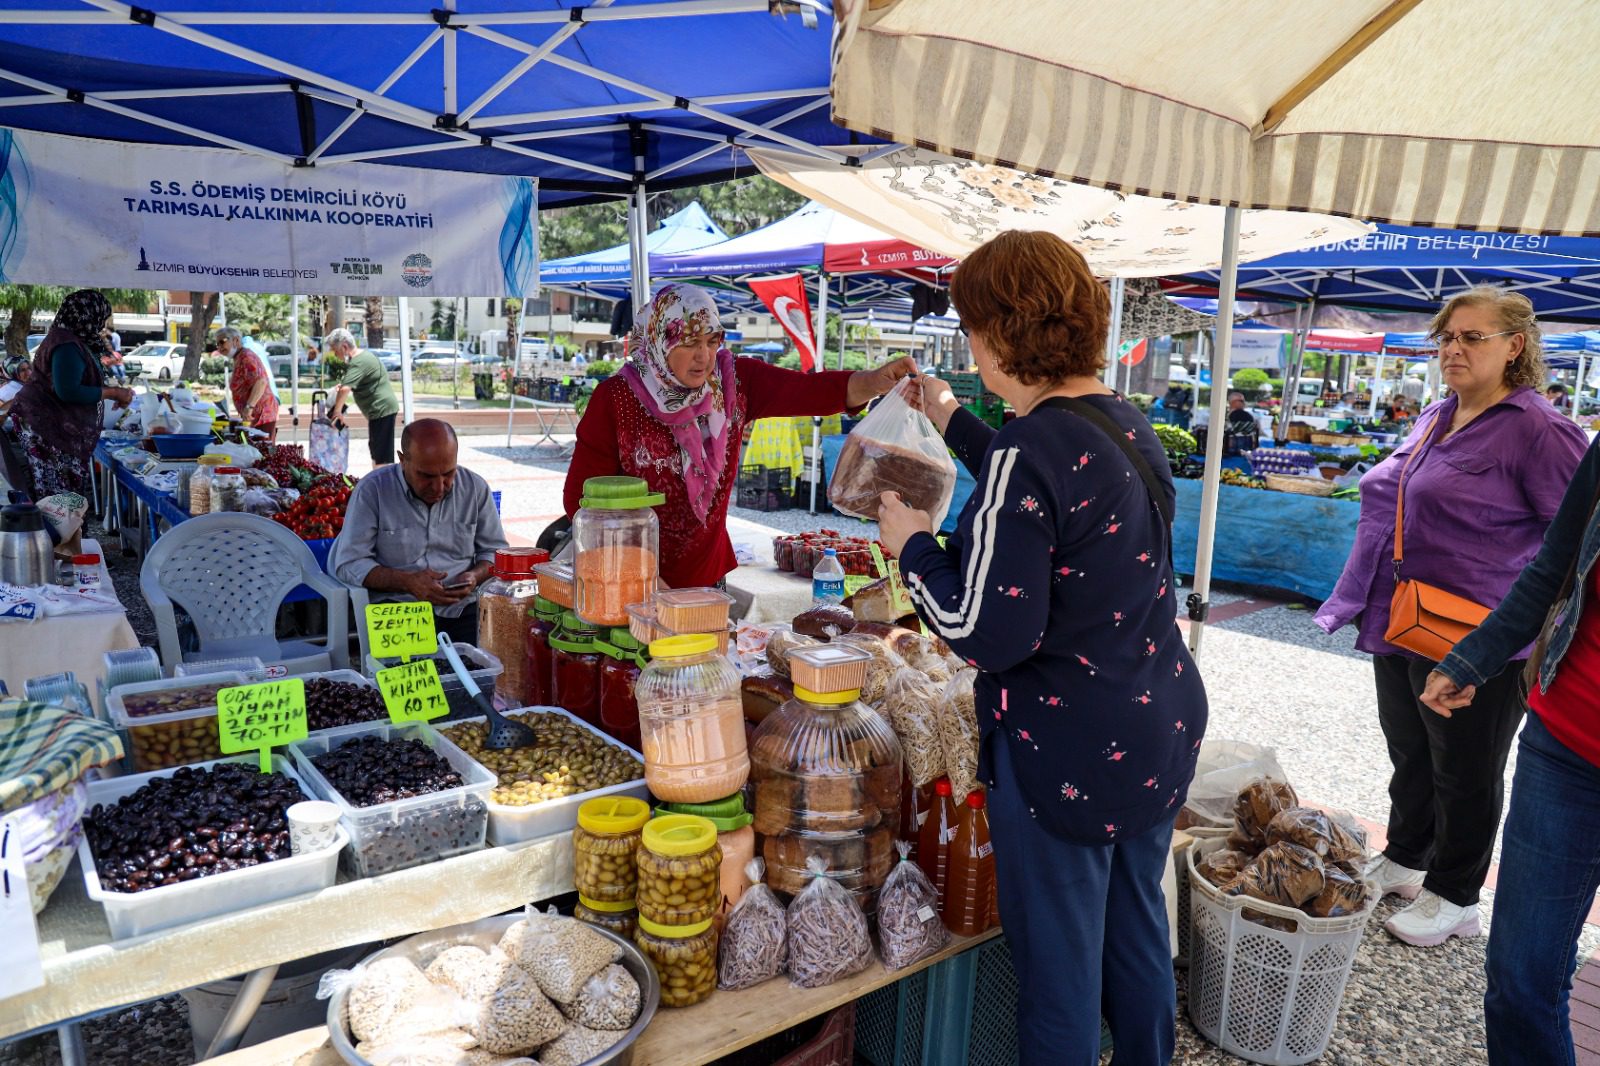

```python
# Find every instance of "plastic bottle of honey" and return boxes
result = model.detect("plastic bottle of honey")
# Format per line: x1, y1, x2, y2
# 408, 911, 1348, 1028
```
899, 772, 931, 866
916, 777, 958, 903
942, 788, 996, 937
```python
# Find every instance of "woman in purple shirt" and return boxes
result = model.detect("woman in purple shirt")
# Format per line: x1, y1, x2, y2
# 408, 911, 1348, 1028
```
1318, 287, 1587, 948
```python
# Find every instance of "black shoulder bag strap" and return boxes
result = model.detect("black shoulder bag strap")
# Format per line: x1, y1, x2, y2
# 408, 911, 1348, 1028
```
1038, 395, 1175, 562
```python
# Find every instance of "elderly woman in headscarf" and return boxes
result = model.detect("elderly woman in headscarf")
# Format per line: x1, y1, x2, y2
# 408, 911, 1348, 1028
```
217, 326, 280, 441
5, 290, 134, 498
563, 283, 915, 588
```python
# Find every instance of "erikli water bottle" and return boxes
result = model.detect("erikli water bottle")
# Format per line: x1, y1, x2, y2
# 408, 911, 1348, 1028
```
812, 547, 846, 605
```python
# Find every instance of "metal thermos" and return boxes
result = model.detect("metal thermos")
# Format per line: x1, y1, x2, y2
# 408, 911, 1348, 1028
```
0, 492, 56, 586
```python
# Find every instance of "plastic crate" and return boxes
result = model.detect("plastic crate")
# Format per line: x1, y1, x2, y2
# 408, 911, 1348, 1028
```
855, 966, 930, 1066
289, 721, 494, 878
1186, 838, 1377, 1065
737, 483, 792, 512
737, 464, 794, 495
364, 643, 503, 719
710, 1003, 855, 1066
946, 372, 985, 401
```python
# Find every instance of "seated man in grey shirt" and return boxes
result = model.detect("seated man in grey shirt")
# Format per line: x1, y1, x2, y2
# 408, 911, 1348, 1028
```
333, 418, 508, 645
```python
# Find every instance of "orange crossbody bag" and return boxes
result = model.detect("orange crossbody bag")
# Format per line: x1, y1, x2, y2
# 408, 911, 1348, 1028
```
1383, 414, 1493, 662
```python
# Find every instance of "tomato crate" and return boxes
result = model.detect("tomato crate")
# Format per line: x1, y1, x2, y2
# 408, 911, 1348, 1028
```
946, 372, 986, 401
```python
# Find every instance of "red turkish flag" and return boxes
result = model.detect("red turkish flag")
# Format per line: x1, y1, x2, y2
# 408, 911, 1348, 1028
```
747, 273, 819, 372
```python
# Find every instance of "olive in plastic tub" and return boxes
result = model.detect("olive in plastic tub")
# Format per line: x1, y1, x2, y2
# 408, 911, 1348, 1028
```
288, 721, 496, 879
77, 755, 347, 941
105, 671, 249, 772
363, 643, 504, 720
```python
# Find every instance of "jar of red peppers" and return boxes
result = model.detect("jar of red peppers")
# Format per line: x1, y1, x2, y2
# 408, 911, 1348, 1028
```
596, 627, 645, 752
524, 596, 562, 707
551, 610, 603, 727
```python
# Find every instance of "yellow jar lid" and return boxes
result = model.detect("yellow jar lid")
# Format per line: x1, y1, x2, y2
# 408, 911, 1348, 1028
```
576, 795, 651, 835
793, 684, 863, 705
578, 894, 638, 913
196, 454, 230, 466
648, 633, 717, 659
641, 813, 718, 856
638, 913, 712, 938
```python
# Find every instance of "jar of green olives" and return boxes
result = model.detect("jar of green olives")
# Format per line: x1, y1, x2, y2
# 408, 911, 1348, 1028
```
635, 914, 718, 1007
574, 894, 639, 941
636, 814, 722, 927
572, 795, 651, 903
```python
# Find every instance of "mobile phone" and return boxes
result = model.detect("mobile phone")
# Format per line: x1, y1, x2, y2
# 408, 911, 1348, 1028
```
443, 575, 473, 589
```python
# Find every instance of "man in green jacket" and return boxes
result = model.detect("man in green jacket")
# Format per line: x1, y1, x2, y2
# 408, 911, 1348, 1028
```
327, 327, 400, 466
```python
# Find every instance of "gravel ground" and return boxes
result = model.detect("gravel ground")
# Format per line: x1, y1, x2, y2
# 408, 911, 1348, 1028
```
0, 996, 192, 1066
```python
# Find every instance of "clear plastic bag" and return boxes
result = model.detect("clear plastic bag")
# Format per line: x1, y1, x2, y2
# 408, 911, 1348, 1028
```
1227, 776, 1299, 855
562, 963, 641, 1031
424, 946, 491, 998
539, 1023, 627, 1066
827, 378, 957, 528
718, 858, 788, 991
1305, 859, 1370, 918
877, 842, 949, 970
1265, 807, 1366, 866
939, 669, 980, 801
502, 908, 622, 1004
786, 855, 874, 989
1224, 842, 1325, 908
1183, 739, 1288, 829
351, 1029, 480, 1066
469, 959, 566, 1055
833, 632, 909, 705
880, 667, 946, 788
326, 958, 467, 1046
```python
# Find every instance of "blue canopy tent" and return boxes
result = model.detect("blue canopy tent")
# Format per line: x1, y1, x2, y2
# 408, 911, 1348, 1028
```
540, 201, 727, 285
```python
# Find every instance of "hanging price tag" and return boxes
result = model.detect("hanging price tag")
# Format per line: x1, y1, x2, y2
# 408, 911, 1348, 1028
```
0, 817, 44, 1001
868, 544, 916, 617
365, 601, 439, 661
843, 574, 875, 596
217, 679, 309, 773
376, 659, 450, 723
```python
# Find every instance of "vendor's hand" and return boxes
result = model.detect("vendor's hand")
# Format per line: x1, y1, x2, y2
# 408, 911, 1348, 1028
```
1420, 670, 1476, 718
876, 491, 934, 558
405, 568, 471, 607
105, 386, 134, 407
918, 375, 961, 434
846, 355, 919, 410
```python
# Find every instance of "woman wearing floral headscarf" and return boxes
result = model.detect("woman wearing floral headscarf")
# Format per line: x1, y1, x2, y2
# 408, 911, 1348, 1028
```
5, 289, 134, 498
563, 284, 915, 588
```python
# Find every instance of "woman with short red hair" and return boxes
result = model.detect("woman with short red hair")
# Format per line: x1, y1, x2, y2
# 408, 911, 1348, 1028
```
878, 230, 1208, 1066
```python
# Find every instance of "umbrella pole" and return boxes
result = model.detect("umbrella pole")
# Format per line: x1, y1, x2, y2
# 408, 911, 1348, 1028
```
810, 270, 828, 514
1188, 206, 1243, 657
1103, 277, 1125, 388
290, 293, 300, 445
1278, 297, 1316, 441
1369, 351, 1385, 421
505, 291, 528, 448
1576, 354, 1589, 425
399, 296, 415, 427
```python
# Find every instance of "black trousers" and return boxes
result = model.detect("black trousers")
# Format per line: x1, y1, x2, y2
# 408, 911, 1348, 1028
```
1373, 653, 1527, 907
367, 413, 397, 466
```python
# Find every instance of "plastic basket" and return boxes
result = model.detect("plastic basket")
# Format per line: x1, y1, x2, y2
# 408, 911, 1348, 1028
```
716, 1003, 856, 1066
1185, 838, 1377, 1065
854, 967, 930, 1066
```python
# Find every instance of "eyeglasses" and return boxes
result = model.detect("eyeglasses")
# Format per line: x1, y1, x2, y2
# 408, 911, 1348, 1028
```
957, 324, 969, 337
1429, 330, 1516, 350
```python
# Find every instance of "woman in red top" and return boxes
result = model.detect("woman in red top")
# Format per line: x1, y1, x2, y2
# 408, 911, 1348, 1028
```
220, 327, 280, 443
563, 284, 914, 589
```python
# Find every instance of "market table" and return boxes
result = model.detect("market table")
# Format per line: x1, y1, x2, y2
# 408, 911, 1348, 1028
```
0, 539, 138, 694
1172, 479, 1359, 601
724, 517, 818, 624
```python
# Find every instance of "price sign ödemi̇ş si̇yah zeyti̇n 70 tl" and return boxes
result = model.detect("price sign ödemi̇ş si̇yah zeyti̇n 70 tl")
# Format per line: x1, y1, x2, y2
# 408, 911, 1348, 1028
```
365, 601, 439, 660
217, 678, 309, 772
376, 659, 450, 723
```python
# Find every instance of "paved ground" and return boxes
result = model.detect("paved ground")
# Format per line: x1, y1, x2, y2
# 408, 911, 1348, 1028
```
79, 430, 1595, 1065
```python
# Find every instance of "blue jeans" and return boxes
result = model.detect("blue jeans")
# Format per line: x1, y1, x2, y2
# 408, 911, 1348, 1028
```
1485, 712, 1600, 1066
988, 738, 1177, 1066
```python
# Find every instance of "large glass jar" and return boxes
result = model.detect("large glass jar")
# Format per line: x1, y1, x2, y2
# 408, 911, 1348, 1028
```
635, 915, 718, 1008
749, 681, 904, 910
477, 547, 546, 705
636, 814, 722, 927
551, 611, 602, 727
524, 596, 561, 708
573, 476, 664, 627
208, 467, 246, 513
189, 454, 228, 516
575, 895, 639, 941
655, 794, 755, 914
635, 634, 748, 803
573, 795, 650, 903
596, 627, 644, 752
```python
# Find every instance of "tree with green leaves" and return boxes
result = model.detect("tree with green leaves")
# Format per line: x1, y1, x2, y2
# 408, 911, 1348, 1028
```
0, 285, 157, 359
364, 296, 385, 347
538, 176, 805, 261
223, 292, 294, 341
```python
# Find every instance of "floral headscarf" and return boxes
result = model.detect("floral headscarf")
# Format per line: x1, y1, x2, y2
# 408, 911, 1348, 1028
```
619, 284, 737, 524
49, 290, 113, 363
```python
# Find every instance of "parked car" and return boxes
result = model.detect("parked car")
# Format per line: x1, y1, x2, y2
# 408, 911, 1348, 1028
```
124, 341, 191, 381
26, 333, 45, 355
371, 348, 401, 372
412, 345, 471, 366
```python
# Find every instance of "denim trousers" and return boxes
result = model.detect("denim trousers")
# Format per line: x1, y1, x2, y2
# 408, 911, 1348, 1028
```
988, 738, 1177, 1066
1484, 712, 1600, 1066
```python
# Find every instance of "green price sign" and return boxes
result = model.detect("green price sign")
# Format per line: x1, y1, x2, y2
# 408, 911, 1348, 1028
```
376, 659, 450, 723
217, 679, 309, 772
868, 543, 915, 617
365, 601, 438, 661
843, 574, 875, 596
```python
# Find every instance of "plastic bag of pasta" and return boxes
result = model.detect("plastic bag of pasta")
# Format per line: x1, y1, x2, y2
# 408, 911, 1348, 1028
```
468, 961, 566, 1055
539, 1023, 627, 1066
877, 842, 949, 970
1224, 842, 1325, 908
939, 669, 980, 801
881, 667, 947, 787
1227, 776, 1299, 855
718, 858, 788, 991
331, 958, 467, 1046
786, 856, 874, 989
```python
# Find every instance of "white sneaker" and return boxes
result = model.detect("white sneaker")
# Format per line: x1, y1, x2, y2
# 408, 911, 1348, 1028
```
1383, 890, 1481, 947
1363, 854, 1425, 900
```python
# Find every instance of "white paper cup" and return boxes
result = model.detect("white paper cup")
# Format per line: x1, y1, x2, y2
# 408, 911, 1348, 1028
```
287, 800, 343, 856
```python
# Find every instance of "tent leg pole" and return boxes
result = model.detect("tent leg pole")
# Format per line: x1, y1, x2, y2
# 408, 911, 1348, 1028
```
1188, 206, 1243, 658
1369, 352, 1385, 422
629, 184, 650, 312
810, 269, 829, 514
1576, 354, 1589, 425
507, 293, 527, 448
398, 296, 414, 428
290, 293, 300, 445
1103, 277, 1125, 389
1279, 297, 1316, 440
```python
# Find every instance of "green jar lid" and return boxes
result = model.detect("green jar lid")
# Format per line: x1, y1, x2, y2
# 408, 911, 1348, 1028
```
654, 794, 753, 832
609, 627, 644, 652
533, 596, 562, 618
579, 475, 666, 510
551, 610, 599, 652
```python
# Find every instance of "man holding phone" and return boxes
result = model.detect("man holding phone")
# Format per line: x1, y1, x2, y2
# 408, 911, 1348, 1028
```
333, 418, 507, 644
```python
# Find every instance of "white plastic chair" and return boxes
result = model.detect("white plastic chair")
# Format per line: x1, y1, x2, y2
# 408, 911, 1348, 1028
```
140, 512, 350, 674
324, 532, 377, 666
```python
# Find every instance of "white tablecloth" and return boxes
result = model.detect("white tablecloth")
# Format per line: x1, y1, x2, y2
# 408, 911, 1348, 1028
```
0, 540, 139, 694
724, 518, 819, 625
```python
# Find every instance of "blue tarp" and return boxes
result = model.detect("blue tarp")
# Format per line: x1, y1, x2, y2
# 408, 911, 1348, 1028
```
1172, 480, 1358, 601
0, 2, 863, 208
540, 203, 727, 284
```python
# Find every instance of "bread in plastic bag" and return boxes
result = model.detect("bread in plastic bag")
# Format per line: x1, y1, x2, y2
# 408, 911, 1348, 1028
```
1183, 738, 1289, 830
765, 625, 819, 680
786, 855, 874, 988
469, 959, 566, 1055
827, 378, 957, 528
1227, 776, 1299, 855
1224, 842, 1325, 908
1194, 848, 1252, 890
877, 842, 950, 970
833, 632, 908, 705
503, 909, 622, 1004
880, 667, 947, 788
718, 858, 788, 991
539, 1023, 627, 1066
562, 963, 641, 1031
425, 946, 491, 998
1265, 807, 1366, 866
1305, 859, 1370, 918
939, 669, 980, 801
336, 957, 467, 1045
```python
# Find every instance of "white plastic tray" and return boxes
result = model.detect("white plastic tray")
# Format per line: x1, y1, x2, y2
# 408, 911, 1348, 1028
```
288, 721, 495, 878
78, 754, 345, 941
363, 643, 504, 719
437, 706, 647, 847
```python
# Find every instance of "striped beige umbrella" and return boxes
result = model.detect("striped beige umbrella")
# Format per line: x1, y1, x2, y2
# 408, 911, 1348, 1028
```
832, 0, 1600, 236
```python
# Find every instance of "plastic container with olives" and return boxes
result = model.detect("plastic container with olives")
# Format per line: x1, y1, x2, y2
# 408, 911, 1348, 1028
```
573, 796, 650, 903
636, 815, 722, 928
576, 895, 640, 941
635, 914, 718, 1008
